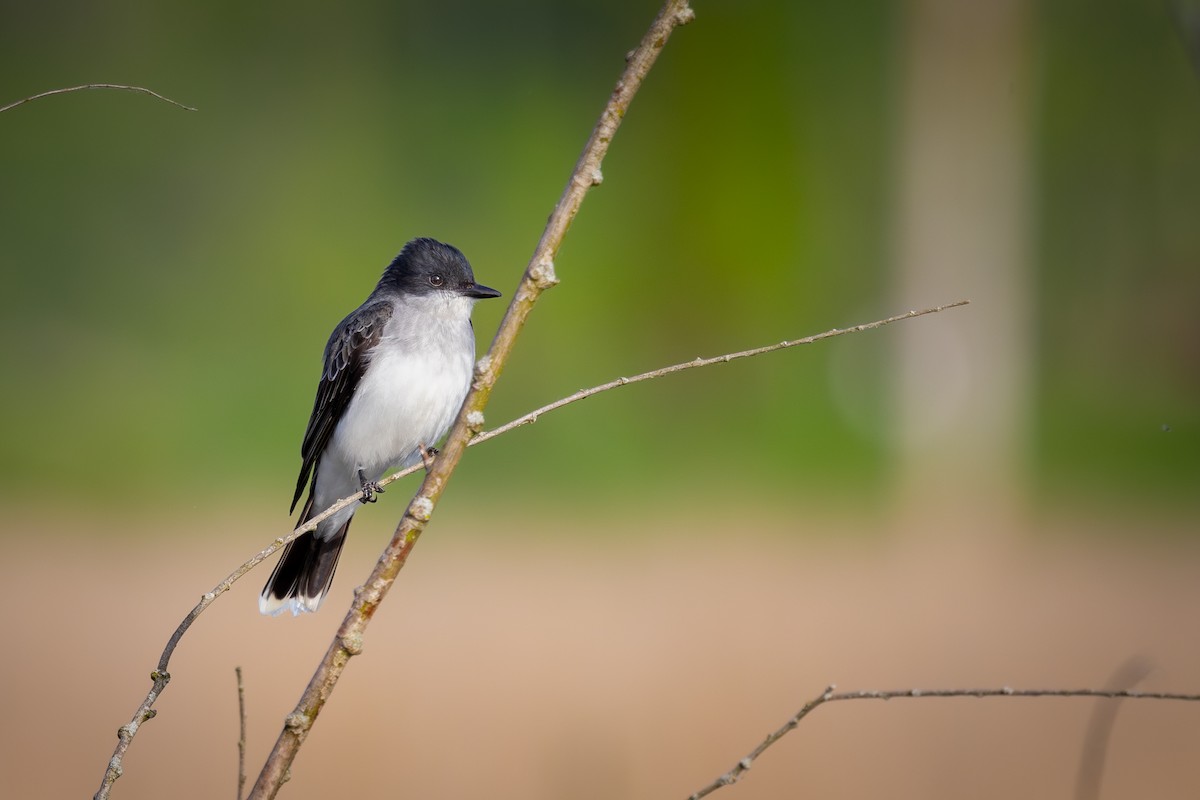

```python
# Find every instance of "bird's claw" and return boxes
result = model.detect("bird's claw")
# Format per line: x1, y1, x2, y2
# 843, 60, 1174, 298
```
359, 481, 384, 504
420, 444, 438, 470
357, 469, 384, 504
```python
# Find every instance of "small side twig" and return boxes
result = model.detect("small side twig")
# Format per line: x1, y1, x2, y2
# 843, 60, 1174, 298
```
94, 672, 167, 800
0, 84, 196, 114
92, 501, 346, 800
236, 667, 248, 800
688, 683, 1200, 799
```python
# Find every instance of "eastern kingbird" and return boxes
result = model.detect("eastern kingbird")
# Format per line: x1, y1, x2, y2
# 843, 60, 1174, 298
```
260, 237, 501, 616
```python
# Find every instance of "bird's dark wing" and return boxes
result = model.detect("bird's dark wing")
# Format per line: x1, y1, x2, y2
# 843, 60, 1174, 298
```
291, 299, 394, 513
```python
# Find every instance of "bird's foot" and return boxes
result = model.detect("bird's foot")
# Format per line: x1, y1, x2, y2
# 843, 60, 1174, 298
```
357, 470, 384, 504
359, 482, 383, 503
420, 444, 438, 471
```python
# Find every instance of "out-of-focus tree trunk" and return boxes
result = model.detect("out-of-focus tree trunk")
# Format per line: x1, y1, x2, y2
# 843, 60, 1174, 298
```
890, 0, 1033, 532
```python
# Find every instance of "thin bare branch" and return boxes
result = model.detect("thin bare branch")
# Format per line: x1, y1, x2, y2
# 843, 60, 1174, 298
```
94, 296, 970, 798
236, 667, 248, 800
87, 5, 960, 794
688, 683, 1200, 799
0, 84, 196, 114
92, 508, 343, 799
247, 1, 696, 797
93, 675, 166, 800
478, 300, 970, 443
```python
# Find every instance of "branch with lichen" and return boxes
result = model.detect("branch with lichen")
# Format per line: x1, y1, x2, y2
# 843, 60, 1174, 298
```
246, 1, 697, 797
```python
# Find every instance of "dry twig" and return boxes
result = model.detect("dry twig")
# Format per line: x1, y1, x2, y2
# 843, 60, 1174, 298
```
246, 1, 697, 797
83, 25, 967, 790
236, 667, 248, 800
94, 299, 967, 800
80, 4, 967, 798
0, 84, 196, 114
478, 301, 969, 443
688, 683, 1200, 799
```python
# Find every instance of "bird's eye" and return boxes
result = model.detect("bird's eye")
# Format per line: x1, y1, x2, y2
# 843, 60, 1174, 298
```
428, 275, 444, 287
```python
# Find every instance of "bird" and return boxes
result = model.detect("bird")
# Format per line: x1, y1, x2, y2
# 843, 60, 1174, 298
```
260, 237, 501, 616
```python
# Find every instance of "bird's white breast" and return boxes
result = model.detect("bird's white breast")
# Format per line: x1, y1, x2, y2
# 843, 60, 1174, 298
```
325, 294, 476, 481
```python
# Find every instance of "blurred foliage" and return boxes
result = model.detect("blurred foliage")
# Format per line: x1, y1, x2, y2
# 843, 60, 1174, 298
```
0, 0, 1196, 519
1034, 0, 1200, 506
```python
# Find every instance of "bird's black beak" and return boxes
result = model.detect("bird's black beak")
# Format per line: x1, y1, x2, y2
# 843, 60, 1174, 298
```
465, 282, 502, 299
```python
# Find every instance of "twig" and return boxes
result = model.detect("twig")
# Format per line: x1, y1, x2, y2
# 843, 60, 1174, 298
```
90, 2, 963, 792
688, 683, 1200, 799
92, 509, 341, 799
236, 667, 248, 800
92, 298, 968, 798
0, 84, 196, 114
247, 1, 696, 797
477, 301, 969, 443
93, 673, 167, 800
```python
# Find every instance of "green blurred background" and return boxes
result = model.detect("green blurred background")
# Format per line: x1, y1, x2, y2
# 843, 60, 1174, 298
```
1, 0, 1197, 519
4, 4, 1200, 800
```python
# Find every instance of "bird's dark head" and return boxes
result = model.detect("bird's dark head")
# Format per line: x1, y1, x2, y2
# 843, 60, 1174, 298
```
377, 238, 502, 300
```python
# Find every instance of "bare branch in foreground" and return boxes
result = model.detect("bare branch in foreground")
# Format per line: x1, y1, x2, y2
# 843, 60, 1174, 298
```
688, 683, 1200, 799
0, 84, 196, 114
246, 1, 697, 797
88, 3, 965, 794
94, 296, 970, 799
236, 667, 248, 800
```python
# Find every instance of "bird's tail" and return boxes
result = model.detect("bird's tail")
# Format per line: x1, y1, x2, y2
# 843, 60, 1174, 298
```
259, 496, 350, 616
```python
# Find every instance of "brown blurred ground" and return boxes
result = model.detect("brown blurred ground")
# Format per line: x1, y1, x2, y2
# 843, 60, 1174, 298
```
2, 505, 1198, 800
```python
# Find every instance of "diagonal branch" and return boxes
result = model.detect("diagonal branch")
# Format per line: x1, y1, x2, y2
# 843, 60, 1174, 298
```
0, 84, 196, 114
245, 1, 697, 797
93, 296, 970, 799
688, 683, 1200, 799
92, 294, 968, 799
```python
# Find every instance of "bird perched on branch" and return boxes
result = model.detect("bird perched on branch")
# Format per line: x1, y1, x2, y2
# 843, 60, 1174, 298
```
261, 238, 501, 615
